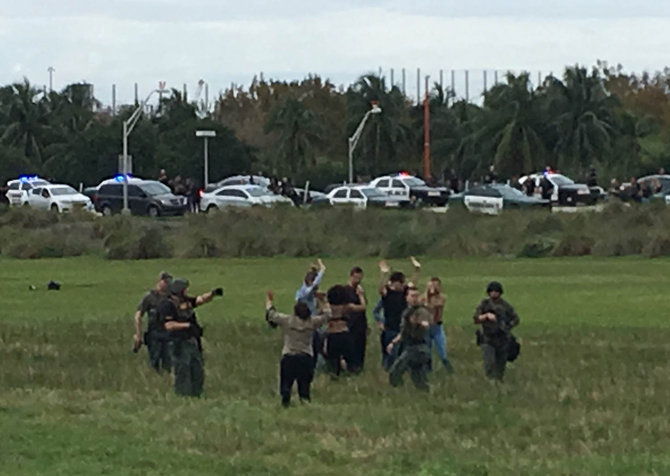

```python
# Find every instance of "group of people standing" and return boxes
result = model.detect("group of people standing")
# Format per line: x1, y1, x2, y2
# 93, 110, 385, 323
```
265, 258, 521, 407
132, 261, 521, 405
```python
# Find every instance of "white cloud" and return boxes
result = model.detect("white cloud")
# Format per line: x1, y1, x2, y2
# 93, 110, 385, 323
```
1, 2, 669, 104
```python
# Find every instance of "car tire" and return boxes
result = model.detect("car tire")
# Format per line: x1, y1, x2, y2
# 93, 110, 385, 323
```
50, 204, 59, 213
206, 205, 218, 213
147, 206, 159, 217
101, 205, 112, 216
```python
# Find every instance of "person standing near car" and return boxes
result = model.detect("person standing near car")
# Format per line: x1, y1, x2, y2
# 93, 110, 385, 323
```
378, 257, 421, 371
133, 271, 172, 372
343, 266, 367, 373
158, 278, 223, 397
473, 281, 520, 382
421, 277, 455, 373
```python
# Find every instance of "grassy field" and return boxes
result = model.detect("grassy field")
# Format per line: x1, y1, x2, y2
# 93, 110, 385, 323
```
1, 256, 670, 475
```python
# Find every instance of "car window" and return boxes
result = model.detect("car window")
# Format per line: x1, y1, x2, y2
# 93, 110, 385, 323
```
333, 189, 348, 198
230, 189, 247, 198
497, 186, 525, 199
350, 189, 364, 199
140, 182, 171, 196
41, 189, 50, 198
246, 187, 269, 197
216, 189, 233, 196
127, 185, 143, 197
22, 183, 33, 191
377, 179, 389, 188
549, 174, 574, 186
98, 184, 118, 195
8, 182, 19, 190
466, 187, 500, 198
31, 188, 41, 195
50, 186, 78, 196
361, 188, 384, 198
403, 177, 426, 187
391, 180, 404, 188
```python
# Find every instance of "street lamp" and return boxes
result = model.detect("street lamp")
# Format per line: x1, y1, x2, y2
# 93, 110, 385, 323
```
348, 102, 382, 183
121, 88, 163, 213
196, 130, 216, 186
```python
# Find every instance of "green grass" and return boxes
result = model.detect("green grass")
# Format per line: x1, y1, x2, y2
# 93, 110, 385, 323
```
1, 256, 670, 475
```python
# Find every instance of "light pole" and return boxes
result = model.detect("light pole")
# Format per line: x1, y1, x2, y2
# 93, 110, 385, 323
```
196, 130, 216, 187
47, 67, 55, 92
122, 88, 163, 213
348, 102, 382, 183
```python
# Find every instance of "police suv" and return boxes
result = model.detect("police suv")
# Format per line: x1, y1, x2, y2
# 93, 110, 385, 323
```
5, 176, 51, 206
369, 173, 449, 206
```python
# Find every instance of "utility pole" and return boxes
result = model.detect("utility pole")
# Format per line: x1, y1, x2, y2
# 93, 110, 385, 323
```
112, 84, 116, 116
423, 75, 431, 180
402, 68, 406, 97
416, 67, 421, 106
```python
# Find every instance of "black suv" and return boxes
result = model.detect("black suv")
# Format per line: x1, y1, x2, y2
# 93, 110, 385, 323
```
94, 180, 187, 216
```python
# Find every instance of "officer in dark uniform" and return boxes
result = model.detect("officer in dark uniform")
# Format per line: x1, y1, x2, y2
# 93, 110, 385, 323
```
158, 278, 223, 397
473, 281, 520, 381
133, 271, 172, 372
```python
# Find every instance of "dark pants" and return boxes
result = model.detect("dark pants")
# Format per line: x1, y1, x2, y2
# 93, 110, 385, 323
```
349, 320, 367, 373
146, 330, 171, 372
380, 329, 400, 371
389, 344, 431, 391
326, 332, 354, 376
169, 339, 204, 397
312, 330, 325, 370
481, 342, 508, 381
280, 353, 314, 406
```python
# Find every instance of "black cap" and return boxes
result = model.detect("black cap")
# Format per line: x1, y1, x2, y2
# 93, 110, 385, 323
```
159, 271, 173, 282
169, 278, 189, 294
486, 281, 503, 294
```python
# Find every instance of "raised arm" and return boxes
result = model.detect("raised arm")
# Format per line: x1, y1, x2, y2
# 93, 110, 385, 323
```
378, 260, 390, 296
265, 291, 290, 328
409, 256, 421, 286
195, 287, 223, 306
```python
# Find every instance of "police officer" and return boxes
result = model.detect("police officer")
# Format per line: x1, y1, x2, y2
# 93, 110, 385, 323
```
473, 281, 520, 381
133, 271, 172, 372
386, 285, 432, 391
158, 278, 223, 397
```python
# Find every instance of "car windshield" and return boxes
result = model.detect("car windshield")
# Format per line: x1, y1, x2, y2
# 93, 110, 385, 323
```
402, 177, 425, 187
549, 174, 574, 186
140, 182, 172, 196
50, 186, 78, 196
498, 186, 526, 199
361, 188, 385, 198
246, 187, 270, 197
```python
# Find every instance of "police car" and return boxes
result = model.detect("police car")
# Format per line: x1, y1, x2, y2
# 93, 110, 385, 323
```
369, 173, 449, 206
25, 184, 94, 212
449, 184, 550, 215
519, 172, 595, 206
5, 176, 51, 206
326, 185, 410, 209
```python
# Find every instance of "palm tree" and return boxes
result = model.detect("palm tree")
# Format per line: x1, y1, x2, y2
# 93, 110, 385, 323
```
0, 79, 50, 172
264, 96, 322, 172
545, 67, 618, 173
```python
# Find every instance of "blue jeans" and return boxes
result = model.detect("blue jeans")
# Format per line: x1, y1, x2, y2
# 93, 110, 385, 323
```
427, 324, 454, 371
381, 329, 400, 371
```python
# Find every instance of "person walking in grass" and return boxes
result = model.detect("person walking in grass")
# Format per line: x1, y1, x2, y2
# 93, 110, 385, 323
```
343, 266, 367, 373
377, 257, 421, 370
158, 278, 222, 397
324, 285, 355, 377
265, 291, 329, 407
386, 285, 432, 391
133, 271, 172, 372
473, 281, 520, 382
421, 277, 455, 373
295, 259, 327, 369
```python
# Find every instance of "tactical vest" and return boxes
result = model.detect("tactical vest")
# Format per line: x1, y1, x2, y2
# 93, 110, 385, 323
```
168, 295, 197, 340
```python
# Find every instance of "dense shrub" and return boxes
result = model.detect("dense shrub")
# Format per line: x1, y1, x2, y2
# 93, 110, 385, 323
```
3, 204, 670, 259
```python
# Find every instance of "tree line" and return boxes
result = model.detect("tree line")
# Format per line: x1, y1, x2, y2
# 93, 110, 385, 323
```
1, 62, 670, 190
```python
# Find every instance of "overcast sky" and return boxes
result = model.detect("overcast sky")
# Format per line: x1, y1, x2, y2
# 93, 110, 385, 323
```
2, 0, 669, 104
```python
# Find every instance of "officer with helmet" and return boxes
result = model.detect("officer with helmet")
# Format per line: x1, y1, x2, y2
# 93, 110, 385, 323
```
158, 278, 223, 397
473, 281, 520, 381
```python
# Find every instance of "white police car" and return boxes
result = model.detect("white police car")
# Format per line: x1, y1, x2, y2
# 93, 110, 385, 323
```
326, 185, 410, 209
25, 184, 94, 212
369, 173, 449, 206
5, 176, 51, 206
